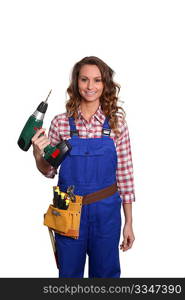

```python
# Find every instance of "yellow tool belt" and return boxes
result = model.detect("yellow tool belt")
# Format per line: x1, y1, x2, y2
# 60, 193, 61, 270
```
44, 183, 117, 239
44, 193, 83, 239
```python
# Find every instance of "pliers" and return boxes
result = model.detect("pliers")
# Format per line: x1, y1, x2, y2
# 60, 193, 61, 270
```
67, 185, 76, 202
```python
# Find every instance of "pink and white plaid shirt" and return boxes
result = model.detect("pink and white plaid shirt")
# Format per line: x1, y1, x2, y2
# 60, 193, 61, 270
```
45, 105, 135, 204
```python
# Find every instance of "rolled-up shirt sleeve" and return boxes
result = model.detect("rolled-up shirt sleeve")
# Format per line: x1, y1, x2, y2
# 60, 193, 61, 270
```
116, 119, 136, 204
44, 115, 60, 178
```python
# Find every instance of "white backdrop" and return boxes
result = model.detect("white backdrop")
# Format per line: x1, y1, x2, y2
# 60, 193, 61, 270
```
0, 0, 184, 277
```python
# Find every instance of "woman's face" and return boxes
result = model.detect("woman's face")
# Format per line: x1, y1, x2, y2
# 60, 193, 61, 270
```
78, 64, 104, 103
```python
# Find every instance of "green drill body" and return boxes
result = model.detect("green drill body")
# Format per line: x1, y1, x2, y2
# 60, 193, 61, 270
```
19, 115, 58, 157
17, 90, 72, 168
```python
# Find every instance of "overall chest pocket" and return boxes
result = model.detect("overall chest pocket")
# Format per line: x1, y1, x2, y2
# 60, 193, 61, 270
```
69, 146, 105, 184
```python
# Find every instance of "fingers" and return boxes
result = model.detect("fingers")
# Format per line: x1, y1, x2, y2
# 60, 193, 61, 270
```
31, 128, 46, 143
120, 236, 135, 252
38, 141, 50, 153
120, 240, 129, 251
120, 241, 129, 251
31, 128, 50, 156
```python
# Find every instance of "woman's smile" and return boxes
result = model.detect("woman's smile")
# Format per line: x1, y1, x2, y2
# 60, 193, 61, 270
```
84, 91, 96, 96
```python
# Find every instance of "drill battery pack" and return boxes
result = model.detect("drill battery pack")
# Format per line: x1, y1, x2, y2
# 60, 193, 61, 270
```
44, 187, 83, 239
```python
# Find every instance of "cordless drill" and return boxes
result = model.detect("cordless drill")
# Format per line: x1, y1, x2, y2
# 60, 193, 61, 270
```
17, 90, 72, 168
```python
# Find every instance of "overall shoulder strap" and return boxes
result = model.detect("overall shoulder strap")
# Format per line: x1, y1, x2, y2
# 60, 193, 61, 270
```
102, 117, 111, 136
69, 117, 79, 137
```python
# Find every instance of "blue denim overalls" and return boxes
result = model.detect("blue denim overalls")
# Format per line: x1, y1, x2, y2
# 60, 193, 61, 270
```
55, 116, 122, 278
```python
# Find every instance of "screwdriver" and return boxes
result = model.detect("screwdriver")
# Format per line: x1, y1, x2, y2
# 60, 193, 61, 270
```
61, 195, 70, 210
58, 192, 66, 209
53, 186, 60, 207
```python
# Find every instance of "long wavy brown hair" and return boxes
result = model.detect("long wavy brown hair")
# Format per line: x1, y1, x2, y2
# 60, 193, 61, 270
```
65, 56, 126, 138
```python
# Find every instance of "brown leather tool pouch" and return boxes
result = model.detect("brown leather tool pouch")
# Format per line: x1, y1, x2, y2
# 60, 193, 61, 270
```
44, 194, 83, 239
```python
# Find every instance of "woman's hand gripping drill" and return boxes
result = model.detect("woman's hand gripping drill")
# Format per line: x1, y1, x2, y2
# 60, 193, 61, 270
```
31, 128, 51, 175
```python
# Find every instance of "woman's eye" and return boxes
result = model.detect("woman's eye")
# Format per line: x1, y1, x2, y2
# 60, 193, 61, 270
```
80, 78, 102, 82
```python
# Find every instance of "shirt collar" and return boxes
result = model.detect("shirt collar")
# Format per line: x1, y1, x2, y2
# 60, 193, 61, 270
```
77, 104, 105, 124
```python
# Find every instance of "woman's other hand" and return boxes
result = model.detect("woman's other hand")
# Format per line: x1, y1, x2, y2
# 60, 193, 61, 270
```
120, 223, 135, 251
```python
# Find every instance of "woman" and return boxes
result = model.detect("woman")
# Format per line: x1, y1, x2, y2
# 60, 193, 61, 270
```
32, 56, 135, 278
